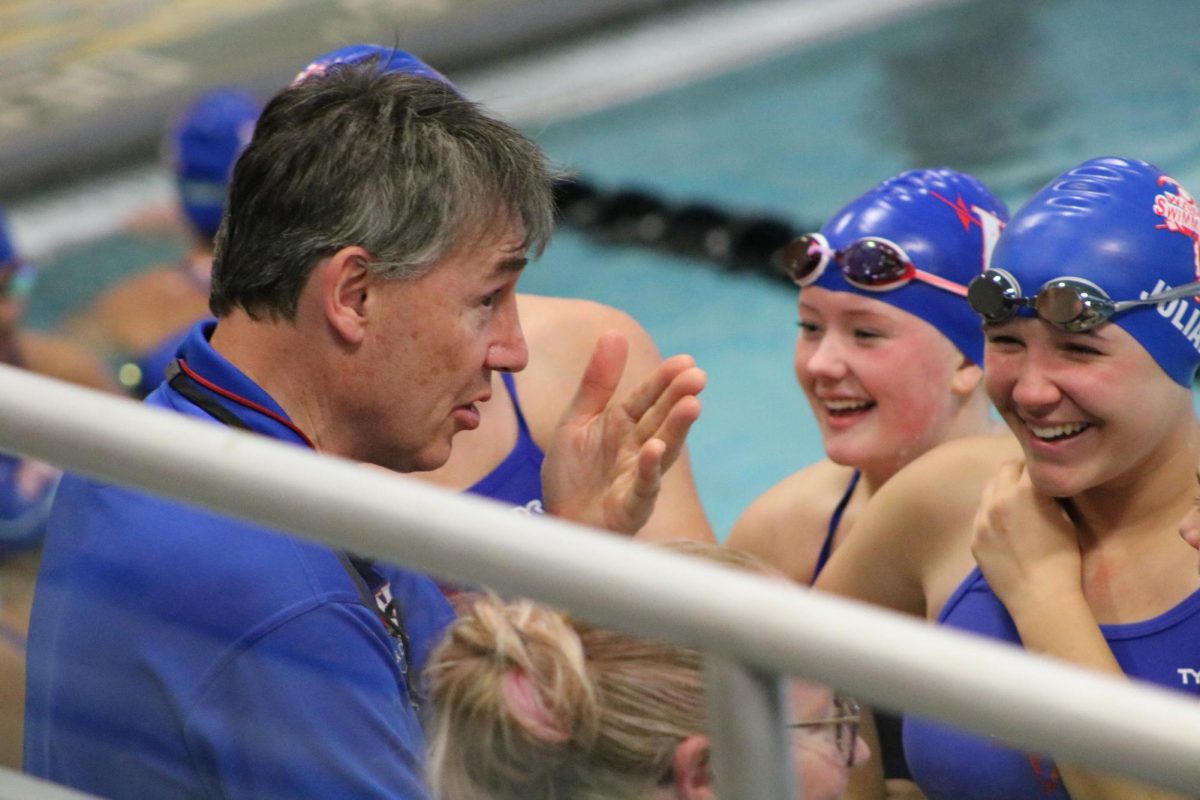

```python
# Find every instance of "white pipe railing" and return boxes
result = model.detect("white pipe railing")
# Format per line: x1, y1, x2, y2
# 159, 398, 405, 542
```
0, 769, 94, 800
2, 363, 1200, 795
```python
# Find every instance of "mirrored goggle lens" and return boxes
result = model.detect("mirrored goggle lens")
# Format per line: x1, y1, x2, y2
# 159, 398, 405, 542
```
968, 271, 1018, 321
782, 234, 826, 285
840, 239, 912, 287
1033, 282, 1112, 331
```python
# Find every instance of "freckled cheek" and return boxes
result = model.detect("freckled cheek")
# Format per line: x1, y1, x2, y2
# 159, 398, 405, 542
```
875, 359, 959, 438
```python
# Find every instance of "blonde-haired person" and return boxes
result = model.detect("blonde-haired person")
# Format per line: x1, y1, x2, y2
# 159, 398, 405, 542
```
425, 542, 867, 800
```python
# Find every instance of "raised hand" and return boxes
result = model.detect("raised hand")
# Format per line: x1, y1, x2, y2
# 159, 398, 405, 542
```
971, 458, 1084, 619
541, 331, 705, 534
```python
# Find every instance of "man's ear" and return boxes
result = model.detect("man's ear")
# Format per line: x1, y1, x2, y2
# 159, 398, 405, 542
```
672, 735, 716, 800
951, 357, 984, 397
321, 245, 375, 345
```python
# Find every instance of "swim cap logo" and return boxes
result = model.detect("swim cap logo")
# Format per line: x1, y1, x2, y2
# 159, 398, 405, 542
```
931, 191, 979, 231
292, 62, 331, 85
1153, 175, 1200, 281
930, 190, 1006, 270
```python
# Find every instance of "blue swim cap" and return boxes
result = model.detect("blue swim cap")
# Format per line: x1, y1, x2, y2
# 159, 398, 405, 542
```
293, 44, 456, 91
991, 157, 1200, 386
0, 208, 17, 266
167, 88, 260, 242
814, 168, 1009, 365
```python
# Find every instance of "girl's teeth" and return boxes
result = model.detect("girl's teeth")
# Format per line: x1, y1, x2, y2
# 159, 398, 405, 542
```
1029, 422, 1088, 440
826, 400, 871, 412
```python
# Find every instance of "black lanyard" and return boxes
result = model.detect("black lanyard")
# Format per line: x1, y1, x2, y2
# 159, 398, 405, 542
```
164, 359, 419, 705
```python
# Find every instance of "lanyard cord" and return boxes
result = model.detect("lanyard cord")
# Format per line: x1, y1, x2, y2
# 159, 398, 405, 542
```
171, 358, 315, 448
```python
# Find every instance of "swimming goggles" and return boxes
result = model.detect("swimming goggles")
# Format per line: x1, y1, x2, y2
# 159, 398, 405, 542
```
782, 233, 969, 297
967, 268, 1200, 332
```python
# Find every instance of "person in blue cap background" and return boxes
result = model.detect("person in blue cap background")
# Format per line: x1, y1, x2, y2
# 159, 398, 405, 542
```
728, 167, 1008, 797
67, 86, 260, 396
0, 208, 117, 770
307, 45, 713, 544
818, 157, 1200, 800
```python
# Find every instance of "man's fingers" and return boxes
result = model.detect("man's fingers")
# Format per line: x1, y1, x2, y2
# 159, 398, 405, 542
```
631, 365, 706, 444
648, 395, 702, 474
631, 438, 667, 501
621, 353, 700, 423
564, 331, 628, 422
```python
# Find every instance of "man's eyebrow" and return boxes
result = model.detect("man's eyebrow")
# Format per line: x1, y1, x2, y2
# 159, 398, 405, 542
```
496, 256, 528, 274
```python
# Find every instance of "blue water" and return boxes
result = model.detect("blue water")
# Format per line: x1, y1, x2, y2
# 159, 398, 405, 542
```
26, 0, 1200, 537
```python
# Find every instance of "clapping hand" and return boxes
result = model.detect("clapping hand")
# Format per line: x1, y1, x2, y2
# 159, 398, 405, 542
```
542, 331, 706, 534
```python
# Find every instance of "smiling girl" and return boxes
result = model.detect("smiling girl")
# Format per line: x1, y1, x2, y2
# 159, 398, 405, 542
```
729, 169, 1008, 795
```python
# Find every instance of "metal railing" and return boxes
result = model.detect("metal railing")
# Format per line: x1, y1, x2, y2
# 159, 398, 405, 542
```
1, 363, 1199, 798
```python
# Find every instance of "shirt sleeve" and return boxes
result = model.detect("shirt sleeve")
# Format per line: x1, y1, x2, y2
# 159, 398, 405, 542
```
184, 601, 431, 800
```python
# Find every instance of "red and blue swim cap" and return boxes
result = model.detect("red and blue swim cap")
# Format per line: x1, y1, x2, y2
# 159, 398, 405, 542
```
293, 44, 456, 91
991, 156, 1200, 386
167, 88, 260, 242
813, 168, 1009, 365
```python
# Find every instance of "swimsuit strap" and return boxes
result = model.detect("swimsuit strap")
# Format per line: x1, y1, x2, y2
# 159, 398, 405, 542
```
499, 371, 534, 438
811, 469, 861, 582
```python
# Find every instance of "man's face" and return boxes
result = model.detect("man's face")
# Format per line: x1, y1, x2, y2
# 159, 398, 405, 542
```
354, 219, 530, 473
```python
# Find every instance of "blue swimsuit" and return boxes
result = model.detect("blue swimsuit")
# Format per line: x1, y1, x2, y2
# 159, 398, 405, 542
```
904, 566, 1200, 799
466, 371, 545, 514
812, 469, 911, 782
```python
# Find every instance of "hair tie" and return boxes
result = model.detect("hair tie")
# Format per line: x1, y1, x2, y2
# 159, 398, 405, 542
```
502, 668, 570, 743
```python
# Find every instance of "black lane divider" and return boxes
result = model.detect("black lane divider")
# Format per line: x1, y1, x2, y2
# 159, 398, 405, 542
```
553, 176, 814, 287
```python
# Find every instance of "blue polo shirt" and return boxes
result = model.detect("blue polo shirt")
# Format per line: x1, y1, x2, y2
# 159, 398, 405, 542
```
25, 320, 454, 799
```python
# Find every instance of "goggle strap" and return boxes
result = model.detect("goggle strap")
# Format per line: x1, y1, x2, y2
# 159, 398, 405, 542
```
1113, 279, 1200, 312
912, 268, 969, 297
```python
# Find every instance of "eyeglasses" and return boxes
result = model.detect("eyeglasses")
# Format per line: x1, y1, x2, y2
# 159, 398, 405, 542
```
789, 694, 861, 768
782, 233, 968, 297
967, 268, 1200, 333
0, 262, 36, 301
657, 693, 861, 786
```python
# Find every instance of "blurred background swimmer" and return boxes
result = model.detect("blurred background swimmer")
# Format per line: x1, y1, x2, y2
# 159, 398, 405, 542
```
426, 541, 867, 800
66, 87, 260, 397
0, 209, 117, 769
